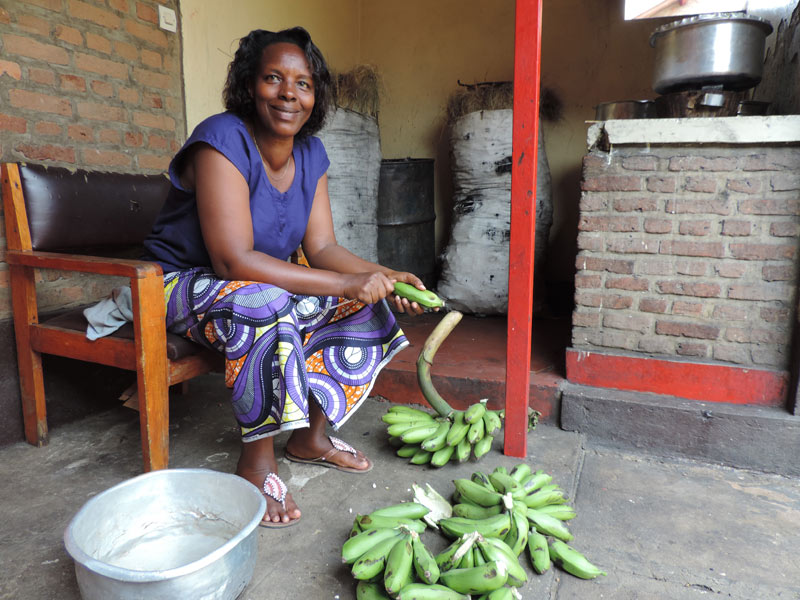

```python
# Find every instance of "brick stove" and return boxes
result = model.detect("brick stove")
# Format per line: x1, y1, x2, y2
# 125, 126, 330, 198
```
567, 115, 800, 410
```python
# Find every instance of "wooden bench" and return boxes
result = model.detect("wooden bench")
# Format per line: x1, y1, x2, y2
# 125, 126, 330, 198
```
2, 162, 222, 472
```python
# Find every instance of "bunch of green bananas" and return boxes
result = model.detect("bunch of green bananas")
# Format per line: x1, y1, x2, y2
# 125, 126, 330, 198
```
384, 401, 505, 467
346, 465, 605, 600
345, 501, 463, 599
444, 464, 605, 580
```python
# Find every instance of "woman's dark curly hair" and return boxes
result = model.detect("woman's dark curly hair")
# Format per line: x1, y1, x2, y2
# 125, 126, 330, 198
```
223, 27, 334, 141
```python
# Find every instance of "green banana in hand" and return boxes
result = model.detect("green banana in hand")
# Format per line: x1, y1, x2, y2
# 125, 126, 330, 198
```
420, 419, 452, 452
439, 560, 509, 595
464, 399, 488, 424
397, 583, 469, 600
393, 281, 445, 309
548, 539, 607, 579
439, 513, 511, 540
453, 479, 503, 507
411, 532, 440, 585
352, 534, 405, 580
384, 534, 414, 597
356, 581, 391, 600
343, 527, 404, 564
526, 509, 573, 542
369, 502, 431, 520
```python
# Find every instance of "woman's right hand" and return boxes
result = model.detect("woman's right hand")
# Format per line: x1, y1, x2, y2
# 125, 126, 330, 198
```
341, 271, 396, 305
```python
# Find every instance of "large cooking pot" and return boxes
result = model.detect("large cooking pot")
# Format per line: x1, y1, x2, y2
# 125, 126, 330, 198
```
650, 13, 773, 95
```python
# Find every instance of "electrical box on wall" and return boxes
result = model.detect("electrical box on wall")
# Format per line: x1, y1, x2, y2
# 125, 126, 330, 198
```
158, 5, 177, 32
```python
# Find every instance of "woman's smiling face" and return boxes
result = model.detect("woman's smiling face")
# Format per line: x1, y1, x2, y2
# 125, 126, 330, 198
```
251, 42, 315, 139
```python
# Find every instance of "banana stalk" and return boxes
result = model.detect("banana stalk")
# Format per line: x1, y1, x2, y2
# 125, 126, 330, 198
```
416, 311, 463, 418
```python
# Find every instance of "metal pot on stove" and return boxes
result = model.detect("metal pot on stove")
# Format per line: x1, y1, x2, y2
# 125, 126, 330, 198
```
650, 13, 773, 95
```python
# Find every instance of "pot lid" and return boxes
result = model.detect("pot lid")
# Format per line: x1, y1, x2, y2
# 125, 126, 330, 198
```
650, 12, 773, 46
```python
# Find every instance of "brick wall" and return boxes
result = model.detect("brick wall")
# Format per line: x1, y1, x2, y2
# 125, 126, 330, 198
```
0, 0, 184, 319
573, 145, 800, 370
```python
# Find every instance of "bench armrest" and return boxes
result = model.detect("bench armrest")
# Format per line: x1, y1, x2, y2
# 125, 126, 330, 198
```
6, 250, 163, 279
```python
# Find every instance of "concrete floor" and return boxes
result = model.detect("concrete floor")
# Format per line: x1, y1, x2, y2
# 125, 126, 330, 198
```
1, 373, 799, 600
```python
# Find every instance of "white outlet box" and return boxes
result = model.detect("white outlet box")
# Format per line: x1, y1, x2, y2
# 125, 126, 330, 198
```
158, 5, 177, 33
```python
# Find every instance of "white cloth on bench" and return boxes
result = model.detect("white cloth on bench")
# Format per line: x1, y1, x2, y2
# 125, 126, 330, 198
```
83, 286, 133, 340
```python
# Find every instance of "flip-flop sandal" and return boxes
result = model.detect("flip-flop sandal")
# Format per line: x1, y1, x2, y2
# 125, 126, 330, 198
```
285, 436, 374, 473
259, 472, 300, 529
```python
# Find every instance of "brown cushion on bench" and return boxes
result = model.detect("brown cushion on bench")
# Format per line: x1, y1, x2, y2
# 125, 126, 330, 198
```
44, 308, 205, 361
18, 163, 170, 251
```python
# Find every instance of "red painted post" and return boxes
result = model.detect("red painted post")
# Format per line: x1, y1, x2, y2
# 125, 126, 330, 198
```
504, 0, 543, 458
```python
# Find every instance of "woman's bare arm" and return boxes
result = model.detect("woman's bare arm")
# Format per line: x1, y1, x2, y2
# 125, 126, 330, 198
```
193, 146, 424, 311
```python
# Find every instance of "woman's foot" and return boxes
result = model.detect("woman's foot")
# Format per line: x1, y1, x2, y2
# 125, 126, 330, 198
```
236, 466, 302, 526
285, 431, 372, 472
284, 400, 372, 472
236, 437, 301, 527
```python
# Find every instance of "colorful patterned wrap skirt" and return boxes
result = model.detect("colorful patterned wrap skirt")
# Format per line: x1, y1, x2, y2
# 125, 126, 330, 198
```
163, 268, 409, 441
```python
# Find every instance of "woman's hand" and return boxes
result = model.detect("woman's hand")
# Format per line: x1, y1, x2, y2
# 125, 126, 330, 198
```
341, 272, 397, 305
386, 271, 432, 317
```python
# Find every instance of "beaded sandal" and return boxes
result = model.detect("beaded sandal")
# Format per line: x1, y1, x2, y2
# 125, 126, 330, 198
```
284, 436, 373, 473
259, 472, 300, 528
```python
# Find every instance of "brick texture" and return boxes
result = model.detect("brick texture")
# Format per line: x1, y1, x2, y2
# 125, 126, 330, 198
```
574, 145, 800, 370
0, 0, 183, 321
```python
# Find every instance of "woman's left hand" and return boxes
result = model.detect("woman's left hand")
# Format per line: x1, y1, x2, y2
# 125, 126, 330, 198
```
388, 272, 434, 317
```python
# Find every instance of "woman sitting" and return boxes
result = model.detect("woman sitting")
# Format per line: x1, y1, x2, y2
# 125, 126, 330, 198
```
143, 27, 429, 527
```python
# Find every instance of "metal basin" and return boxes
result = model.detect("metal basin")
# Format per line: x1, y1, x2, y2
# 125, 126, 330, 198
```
64, 468, 266, 600
650, 13, 773, 94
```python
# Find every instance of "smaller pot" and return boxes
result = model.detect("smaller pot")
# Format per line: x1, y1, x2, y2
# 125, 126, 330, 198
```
737, 100, 770, 116
595, 100, 656, 120
654, 90, 745, 118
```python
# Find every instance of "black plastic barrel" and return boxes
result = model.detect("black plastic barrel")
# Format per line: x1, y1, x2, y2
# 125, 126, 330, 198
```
377, 158, 436, 288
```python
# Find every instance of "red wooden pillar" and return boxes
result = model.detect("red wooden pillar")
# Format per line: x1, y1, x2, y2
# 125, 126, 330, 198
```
504, 0, 543, 457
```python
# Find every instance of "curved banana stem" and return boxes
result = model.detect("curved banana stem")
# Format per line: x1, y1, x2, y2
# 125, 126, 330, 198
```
416, 311, 463, 418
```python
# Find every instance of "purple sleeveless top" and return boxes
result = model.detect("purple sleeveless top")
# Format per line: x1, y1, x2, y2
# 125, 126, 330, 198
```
143, 112, 330, 273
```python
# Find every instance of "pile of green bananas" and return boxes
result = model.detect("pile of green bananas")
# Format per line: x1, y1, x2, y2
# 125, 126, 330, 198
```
444, 463, 606, 580
384, 402, 505, 467
344, 464, 605, 600
344, 501, 466, 599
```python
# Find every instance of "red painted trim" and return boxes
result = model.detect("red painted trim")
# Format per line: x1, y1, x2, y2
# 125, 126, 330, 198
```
505, 0, 544, 458
566, 349, 788, 407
